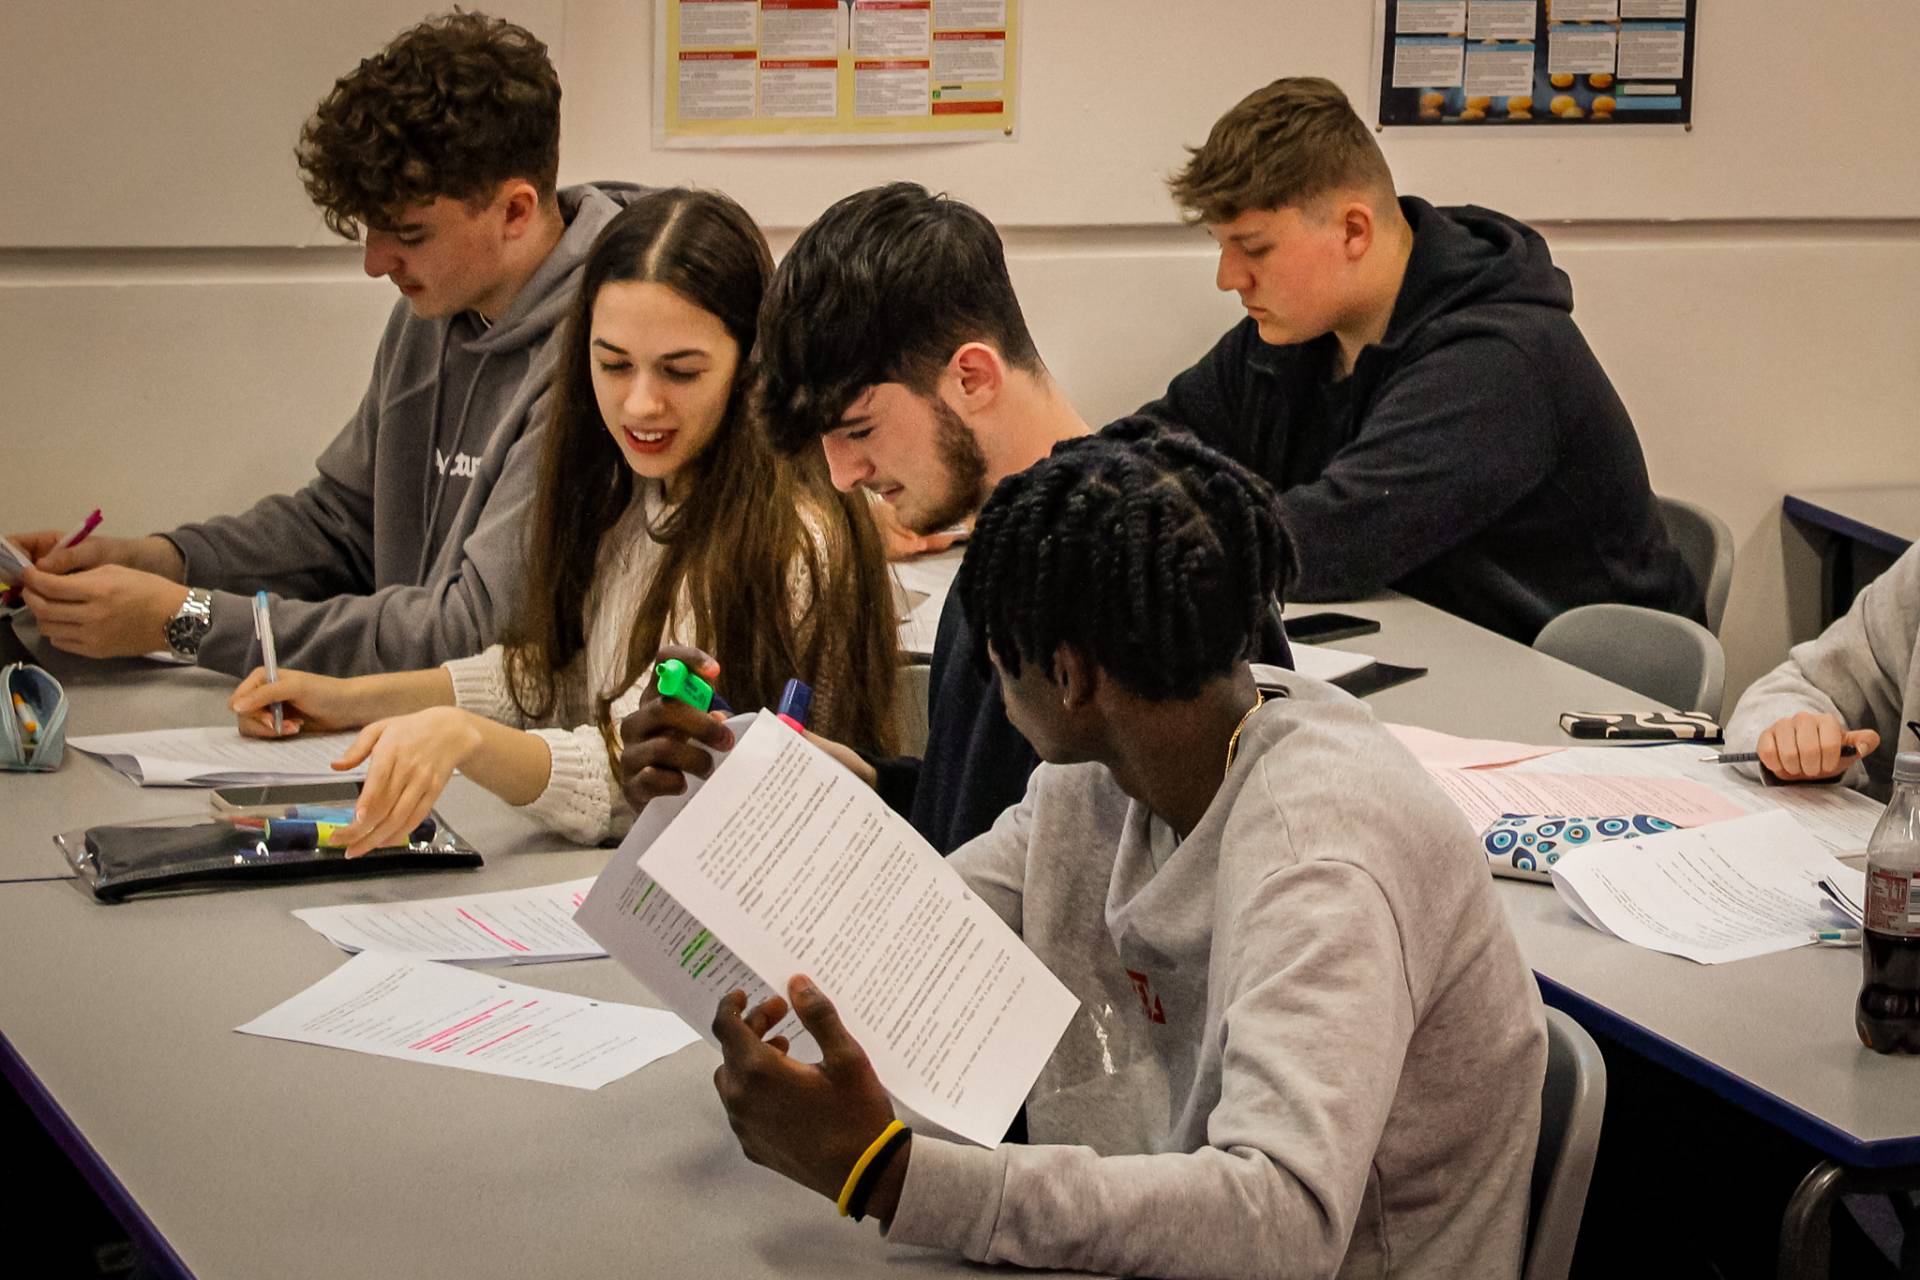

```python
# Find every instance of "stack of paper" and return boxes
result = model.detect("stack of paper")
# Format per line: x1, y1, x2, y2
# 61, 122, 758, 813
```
1548, 810, 1859, 964
293, 879, 606, 965
576, 712, 1079, 1147
69, 725, 368, 786
1508, 743, 1886, 854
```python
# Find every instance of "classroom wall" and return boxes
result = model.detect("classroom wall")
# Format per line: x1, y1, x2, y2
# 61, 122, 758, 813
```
4, 1, 1918, 708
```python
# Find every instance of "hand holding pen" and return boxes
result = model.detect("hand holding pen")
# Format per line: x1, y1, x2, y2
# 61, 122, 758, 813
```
1702, 711, 1878, 783
2, 509, 100, 605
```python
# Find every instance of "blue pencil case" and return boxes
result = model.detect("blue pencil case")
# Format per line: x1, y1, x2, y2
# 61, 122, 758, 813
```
1, 661, 67, 771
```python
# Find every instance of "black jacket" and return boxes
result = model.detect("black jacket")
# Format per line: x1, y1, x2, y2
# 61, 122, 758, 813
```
1140, 197, 1703, 643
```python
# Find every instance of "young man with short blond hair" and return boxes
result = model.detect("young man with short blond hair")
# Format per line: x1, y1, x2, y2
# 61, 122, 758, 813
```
1146, 76, 1701, 642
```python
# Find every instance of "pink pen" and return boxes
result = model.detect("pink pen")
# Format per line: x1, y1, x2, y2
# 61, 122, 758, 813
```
56, 508, 103, 553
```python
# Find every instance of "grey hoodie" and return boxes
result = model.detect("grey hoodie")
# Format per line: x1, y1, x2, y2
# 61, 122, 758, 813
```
164, 182, 646, 677
1725, 541, 1920, 802
889, 675, 1546, 1279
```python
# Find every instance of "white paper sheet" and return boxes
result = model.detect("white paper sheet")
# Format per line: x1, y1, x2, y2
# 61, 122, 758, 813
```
1510, 744, 1887, 854
576, 715, 824, 1064
1548, 810, 1858, 964
1387, 724, 1564, 770
69, 725, 368, 786
292, 879, 605, 965
1426, 766, 1754, 832
578, 713, 1078, 1146
235, 951, 699, 1089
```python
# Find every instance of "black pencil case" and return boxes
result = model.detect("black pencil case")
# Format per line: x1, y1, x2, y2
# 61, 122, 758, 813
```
56, 811, 483, 901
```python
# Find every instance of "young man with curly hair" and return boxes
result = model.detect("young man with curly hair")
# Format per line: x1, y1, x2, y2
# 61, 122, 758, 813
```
14, 12, 644, 675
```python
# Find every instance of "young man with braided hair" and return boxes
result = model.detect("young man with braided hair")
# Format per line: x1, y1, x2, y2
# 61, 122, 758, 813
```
616, 182, 1289, 854
707, 424, 1546, 1279
1147, 77, 1701, 642
13, 13, 644, 675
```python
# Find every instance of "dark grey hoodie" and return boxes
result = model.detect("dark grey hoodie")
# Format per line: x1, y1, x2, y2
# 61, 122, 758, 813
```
164, 182, 646, 676
1140, 196, 1703, 643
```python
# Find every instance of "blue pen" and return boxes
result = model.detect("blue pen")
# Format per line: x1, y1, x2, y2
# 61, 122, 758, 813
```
251, 590, 282, 735
776, 679, 813, 732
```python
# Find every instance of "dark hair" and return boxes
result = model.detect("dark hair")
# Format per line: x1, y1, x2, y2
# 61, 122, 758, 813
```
1168, 77, 1396, 225
505, 188, 899, 762
296, 10, 562, 239
958, 420, 1292, 700
756, 182, 1042, 453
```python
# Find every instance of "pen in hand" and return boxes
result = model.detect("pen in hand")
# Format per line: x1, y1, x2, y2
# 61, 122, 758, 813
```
251, 591, 282, 736
1702, 744, 1860, 766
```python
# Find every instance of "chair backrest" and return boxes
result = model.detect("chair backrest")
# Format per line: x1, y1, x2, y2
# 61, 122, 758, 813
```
1657, 495, 1735, 636
1533, 602, 1726, 716
1526, 1007, 1608, 1280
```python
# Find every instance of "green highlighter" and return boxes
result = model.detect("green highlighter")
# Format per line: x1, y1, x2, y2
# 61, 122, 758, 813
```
655, 658, 717, 712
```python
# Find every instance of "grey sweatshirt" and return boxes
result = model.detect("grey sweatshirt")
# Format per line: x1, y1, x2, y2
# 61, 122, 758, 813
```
1725, 542, 1920, 802
888, 675, 1546, 1279
163, 182, 645, 677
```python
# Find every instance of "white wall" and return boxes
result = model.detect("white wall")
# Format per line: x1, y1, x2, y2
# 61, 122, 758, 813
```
4, 1, 1918, 708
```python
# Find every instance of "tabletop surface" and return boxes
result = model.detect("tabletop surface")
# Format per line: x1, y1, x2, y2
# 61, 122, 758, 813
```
1784, 485, 1920, 552
5, 593, 1917, 1279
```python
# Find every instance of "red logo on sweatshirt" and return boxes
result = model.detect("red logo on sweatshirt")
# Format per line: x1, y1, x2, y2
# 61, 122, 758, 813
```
1126, 968, 1167, 1024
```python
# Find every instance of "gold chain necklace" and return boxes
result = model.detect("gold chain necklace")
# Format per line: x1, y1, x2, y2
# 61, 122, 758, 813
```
1223, 692, 1268, 775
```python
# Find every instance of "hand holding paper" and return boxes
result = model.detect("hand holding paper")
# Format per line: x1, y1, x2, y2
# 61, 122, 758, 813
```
712, 977, 901, 1207
578, 713, 1077, 1147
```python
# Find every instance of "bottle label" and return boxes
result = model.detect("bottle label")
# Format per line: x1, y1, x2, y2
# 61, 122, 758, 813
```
1866, 867, 1920, 936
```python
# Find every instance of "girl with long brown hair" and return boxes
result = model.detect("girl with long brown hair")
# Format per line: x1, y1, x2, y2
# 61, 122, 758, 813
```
229, 188, 899, 851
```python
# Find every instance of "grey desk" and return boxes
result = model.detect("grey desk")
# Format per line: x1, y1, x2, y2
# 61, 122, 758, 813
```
1784, 485, 1920, 627
0, 635, 1080, 1278
5, 595, 1914, 1279
1315, 594, 1920, 1277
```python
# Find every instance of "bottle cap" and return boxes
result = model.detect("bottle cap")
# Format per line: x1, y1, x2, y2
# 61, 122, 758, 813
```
1895, 751, 1920, 785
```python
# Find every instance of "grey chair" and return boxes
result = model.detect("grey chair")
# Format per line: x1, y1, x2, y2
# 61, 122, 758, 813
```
1526, 1007, 1608, 1280
1533, 602, 1726, 715
1657, 495, 1735, 636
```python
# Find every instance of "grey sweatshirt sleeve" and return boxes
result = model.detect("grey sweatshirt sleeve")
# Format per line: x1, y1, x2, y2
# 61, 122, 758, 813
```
186, 404, 545, 677
887, 862, 1416, 1280
1724, 543, 1920, 787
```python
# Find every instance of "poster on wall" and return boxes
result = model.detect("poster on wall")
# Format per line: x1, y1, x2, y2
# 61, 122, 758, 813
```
655, 0, 1020, 148
1372, 0, 1694, 128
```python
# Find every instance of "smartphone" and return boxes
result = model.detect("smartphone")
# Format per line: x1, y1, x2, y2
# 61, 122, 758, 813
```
210, 780, 363, 812
1283, 612, 1382, 645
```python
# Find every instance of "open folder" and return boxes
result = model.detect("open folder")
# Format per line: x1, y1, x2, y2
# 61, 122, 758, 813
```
575, 712, 1078, 1147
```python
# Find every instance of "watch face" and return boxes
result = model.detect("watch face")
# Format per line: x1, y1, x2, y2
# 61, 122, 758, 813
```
167, 592, 211, 657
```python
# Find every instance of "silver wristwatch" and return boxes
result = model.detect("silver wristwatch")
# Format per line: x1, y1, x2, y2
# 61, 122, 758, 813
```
164, 587, 213, 659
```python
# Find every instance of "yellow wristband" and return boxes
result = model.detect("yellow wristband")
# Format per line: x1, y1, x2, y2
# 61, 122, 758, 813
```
836, 1119, 906, 1217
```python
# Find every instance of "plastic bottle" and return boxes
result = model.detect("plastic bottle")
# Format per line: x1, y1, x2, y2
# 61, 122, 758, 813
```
1857, 752, 1920, 1053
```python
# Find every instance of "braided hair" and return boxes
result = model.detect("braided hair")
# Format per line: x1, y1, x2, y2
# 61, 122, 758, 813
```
958, 419, 1293, 700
